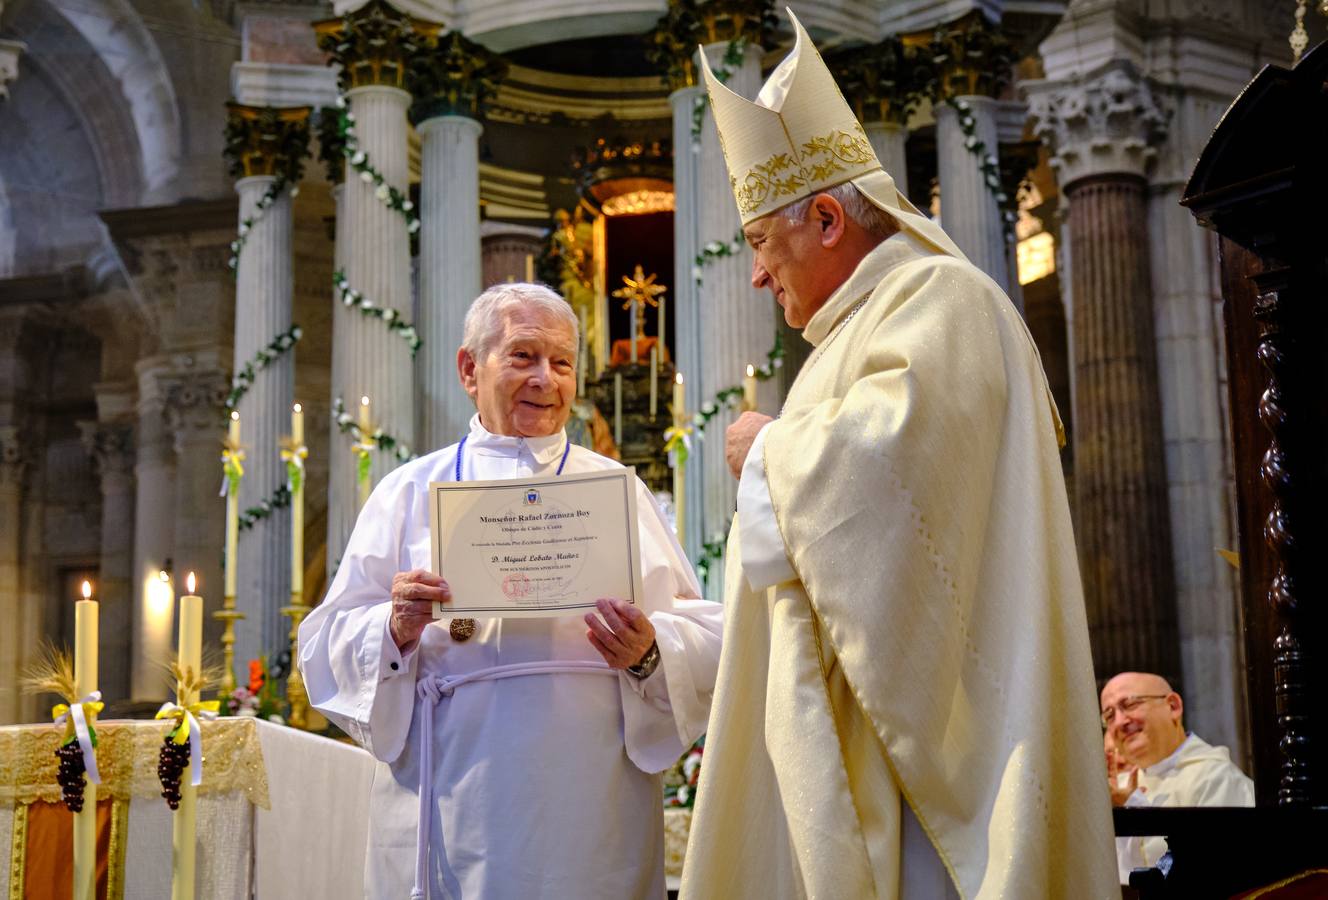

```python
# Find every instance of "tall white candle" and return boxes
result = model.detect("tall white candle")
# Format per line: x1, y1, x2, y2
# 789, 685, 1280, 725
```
358, 396, 372, 510
629, 304, 638, 365
614, 373, 623, 448
172, 573, 202, 900
649, 347, 658, 420
73, 580, 97, 900
224, 412, 240, 599
743, 364, 757, 412
291, 404, 304, 599
657, 297, 666, 357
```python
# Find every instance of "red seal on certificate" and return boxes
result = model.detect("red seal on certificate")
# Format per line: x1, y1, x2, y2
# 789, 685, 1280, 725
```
501, 573, 531, 599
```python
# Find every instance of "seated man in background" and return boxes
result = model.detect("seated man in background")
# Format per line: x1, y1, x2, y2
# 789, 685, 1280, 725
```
1102, 671, 1254, 882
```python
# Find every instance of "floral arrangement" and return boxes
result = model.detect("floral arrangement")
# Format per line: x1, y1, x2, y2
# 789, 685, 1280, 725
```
222, 658, 286, 724
664, 736, 705, 808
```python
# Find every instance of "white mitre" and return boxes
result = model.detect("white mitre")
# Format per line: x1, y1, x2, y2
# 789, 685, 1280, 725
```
700, 10, 966, 261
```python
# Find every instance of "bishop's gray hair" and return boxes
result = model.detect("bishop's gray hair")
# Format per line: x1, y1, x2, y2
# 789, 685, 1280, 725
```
779, 181, 900, 240
461, 282, 580, 359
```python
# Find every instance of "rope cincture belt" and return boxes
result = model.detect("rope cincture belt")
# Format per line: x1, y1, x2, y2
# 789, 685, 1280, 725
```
409, 660, 617, 900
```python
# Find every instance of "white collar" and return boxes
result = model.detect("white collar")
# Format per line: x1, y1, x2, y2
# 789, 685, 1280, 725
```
1142, 733, 1196, 778
466, 413, 568, 466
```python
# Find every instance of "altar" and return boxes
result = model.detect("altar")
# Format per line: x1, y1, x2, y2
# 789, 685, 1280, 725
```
1, 718, 376, 899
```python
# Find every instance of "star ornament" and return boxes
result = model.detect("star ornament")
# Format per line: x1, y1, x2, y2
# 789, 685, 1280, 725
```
612, 265, 668, 311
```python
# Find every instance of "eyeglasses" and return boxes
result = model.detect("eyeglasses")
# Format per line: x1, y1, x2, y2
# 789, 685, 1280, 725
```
1101, 694, 1169, 729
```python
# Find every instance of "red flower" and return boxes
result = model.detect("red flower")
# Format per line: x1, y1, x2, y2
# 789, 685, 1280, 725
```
247, 658, 265, 694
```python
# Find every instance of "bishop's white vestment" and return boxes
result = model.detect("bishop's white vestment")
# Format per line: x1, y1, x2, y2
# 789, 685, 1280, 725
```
1117, 733, 1254, 882
680, 232, 1119, 899
300, 416, 723, 900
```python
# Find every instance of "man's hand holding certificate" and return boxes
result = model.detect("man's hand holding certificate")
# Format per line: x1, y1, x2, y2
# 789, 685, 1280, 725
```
428, 468, 646, 618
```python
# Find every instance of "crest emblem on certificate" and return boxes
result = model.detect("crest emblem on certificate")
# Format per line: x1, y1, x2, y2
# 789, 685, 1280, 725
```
523, 488, 541, 506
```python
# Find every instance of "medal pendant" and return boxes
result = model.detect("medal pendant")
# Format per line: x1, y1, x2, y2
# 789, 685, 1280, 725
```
449, 618, 477, 642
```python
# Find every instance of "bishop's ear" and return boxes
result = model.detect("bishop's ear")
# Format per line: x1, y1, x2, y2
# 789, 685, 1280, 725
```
812, 193, 847, 249
457, 347, 479, 401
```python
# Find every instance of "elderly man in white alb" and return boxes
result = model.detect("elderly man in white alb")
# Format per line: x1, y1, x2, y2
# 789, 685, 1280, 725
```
299, 283, 722, 900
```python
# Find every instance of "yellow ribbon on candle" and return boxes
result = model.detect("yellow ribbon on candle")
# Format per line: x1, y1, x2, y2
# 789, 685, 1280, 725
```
51, 699, 105, 744
156, 700, 222, 744
352, 438, 375, 485
221, 439, 246, 495
280, 439, 309, 493
663, 425, 694, 467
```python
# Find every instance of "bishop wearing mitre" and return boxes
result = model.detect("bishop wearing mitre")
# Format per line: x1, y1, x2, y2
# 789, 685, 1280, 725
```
680, 12, 1118, 899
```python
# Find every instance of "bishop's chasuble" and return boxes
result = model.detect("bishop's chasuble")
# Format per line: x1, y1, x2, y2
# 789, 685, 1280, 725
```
300, 416, 723, 900
681, 232, 1118, 899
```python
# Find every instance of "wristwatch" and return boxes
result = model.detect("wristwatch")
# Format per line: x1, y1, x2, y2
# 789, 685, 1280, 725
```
627, 640, 661, 680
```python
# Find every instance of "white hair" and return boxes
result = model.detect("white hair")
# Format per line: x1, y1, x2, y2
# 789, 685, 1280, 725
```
779, 181, 899, 239
461, 282, 579, 359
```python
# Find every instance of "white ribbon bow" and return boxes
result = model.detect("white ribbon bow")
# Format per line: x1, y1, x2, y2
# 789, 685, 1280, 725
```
53, 691, 102, 784
155, 701, 219, 787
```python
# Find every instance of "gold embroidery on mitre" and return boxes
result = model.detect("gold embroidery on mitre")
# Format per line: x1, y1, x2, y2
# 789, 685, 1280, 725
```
731, 126, 876, 216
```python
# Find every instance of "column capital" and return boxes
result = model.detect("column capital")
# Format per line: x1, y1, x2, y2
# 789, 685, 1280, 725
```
80, 422, 136, 480
1025, 61, 1168, 188
314, 0, 442, 92
905, 10, 1014, 102
223, 104, 312, 182
407, 30, 508, 124
0, 38, 25, 102
826, 36, 929, 127
162, 370, 229, 440
646, 0, 775, 91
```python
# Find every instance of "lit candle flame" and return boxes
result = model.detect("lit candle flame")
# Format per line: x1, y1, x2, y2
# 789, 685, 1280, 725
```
158, 570, 170, 582
361, 396, 370, 407
231, 410, 239, 421
80, 580, 92, 600
675, 373, 684, 385
293, 402, 302, 413
746, 364, 755, 377
187, 572, 196, 594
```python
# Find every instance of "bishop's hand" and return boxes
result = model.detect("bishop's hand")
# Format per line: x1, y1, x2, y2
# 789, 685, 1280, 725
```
389, 569, 451, 650
725, 411, 773, 480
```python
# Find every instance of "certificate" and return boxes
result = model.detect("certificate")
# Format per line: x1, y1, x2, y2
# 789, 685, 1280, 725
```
428, 468, 645, 618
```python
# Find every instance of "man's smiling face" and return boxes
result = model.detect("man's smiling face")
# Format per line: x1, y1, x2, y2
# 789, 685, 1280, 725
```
1100, 672, 1185, 769
462, 305, 577, 438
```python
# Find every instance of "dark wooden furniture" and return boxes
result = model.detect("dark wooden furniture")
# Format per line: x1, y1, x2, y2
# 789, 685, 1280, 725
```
1110, 39, 1328, 898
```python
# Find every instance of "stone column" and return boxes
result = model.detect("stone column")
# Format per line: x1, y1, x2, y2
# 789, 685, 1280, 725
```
410, 31, 506, 452
315, 3, 436, 520
0, 425, 26, 723
224, 104, 310, 665
130, 360, 177, 697
166, 368, 230, 666
936, 97, 1009, 290
1027, 62, 1180, 686
670, 82, 705, 564
864, 121, 909, 196
83, 423, 135, 702
693, 37, 776, 590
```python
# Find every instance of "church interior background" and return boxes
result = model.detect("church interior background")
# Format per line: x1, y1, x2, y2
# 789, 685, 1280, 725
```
1, 0, 1326, 884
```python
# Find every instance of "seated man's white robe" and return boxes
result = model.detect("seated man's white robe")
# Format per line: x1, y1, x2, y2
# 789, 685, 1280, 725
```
299, 416, 723, 900
1117, 733, 1254, 883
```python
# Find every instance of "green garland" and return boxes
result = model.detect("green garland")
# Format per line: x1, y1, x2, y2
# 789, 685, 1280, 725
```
332, 396, 418, 464
691, 332, 785, 433
332, 270, 422, 356
334, 95, 420, 235
238, 484, 292, 531
224, 325, 303, 420
945, 97, 1017, 243
227, 176, 296, 273
693, 524, 730, 592
691, 38, 747, 142
692, 230, 745, 287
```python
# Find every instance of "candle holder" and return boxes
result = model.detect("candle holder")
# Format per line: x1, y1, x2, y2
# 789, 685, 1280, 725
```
214, 599, 245, 696
280, 593, 311, 729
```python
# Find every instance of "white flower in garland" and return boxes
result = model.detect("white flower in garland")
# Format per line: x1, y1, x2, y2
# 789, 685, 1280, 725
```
359, 170, 373, 183
375, 184, 390, 201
